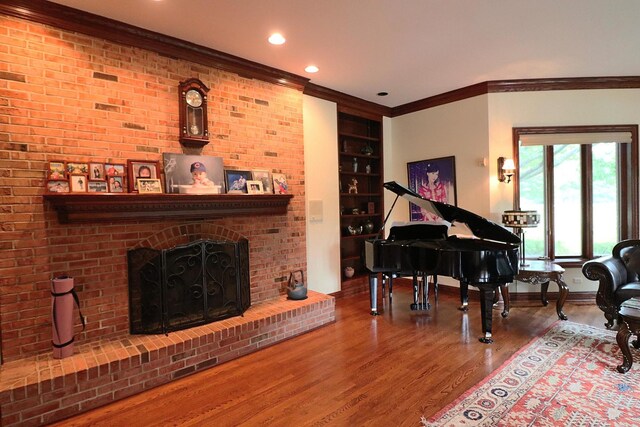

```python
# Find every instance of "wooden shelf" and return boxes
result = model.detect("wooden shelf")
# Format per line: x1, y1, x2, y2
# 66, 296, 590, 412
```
339, 132, 380, 142
339, 152, 380, 160
337, 111, 383, 286
43, 193, 293, 223
340, 193, 381, 197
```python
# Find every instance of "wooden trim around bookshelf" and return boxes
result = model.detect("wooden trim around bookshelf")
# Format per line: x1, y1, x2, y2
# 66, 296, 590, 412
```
43, 193, 293, 223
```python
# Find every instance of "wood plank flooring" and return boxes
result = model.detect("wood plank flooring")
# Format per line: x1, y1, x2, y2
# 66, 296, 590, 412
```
52, 286, 604, 426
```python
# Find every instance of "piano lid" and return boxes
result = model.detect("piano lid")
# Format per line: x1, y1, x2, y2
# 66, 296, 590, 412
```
383, 181, 521, 245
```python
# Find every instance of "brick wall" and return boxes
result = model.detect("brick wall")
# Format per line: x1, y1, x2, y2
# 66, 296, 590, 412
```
0, 16, 307, 362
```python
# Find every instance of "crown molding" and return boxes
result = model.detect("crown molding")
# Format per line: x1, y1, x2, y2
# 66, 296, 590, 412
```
390, 76, 640, 117
0, 0, 309, 91
303, 83, 392, 119
3, 1, 639, 118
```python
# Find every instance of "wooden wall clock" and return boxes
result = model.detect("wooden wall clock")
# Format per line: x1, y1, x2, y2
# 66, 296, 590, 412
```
178, 78, 210, 148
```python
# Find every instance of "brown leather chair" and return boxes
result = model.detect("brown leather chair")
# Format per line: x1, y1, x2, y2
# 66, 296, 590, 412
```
582, 239, 640, 328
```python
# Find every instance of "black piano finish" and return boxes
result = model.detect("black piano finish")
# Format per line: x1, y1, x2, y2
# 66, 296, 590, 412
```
365, 181, 520, 343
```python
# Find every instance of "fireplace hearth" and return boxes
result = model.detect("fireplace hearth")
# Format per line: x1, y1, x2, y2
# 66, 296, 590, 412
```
127, 239, 250, 334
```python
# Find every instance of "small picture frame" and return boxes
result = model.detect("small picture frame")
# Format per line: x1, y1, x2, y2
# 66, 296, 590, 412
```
69, 174, 88, 192
88, 181, 108, 193
127, 160, 160, 192
272, 173, 288, 194
47, 161, 66, 180
46, 180, 69, 193
66, 162, 89, 175
224, 170, 253, 194
105, 163, 125, 176
246, 180, 264, 194
137, 178, 163, 194
107, 175, 125, 193
89, 163, 105, 180
251, 170, 273, 194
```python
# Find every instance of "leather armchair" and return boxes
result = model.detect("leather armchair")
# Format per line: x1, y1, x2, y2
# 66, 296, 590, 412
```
582, 239, 640, 328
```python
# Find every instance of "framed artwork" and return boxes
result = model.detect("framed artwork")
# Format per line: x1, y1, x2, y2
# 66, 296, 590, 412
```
137, 178, 163, 194
88, 181, 108, 193
162, 153, 224, 194
89, 163, 105, 180
251, 169, 273, 194
224, 170, 252, 194
407, 156, 457, 222
47, 161, 66, 180
108, 175, 125, 193
46, 180, 69, 193
66, 162, 89, 175
69, 174, 88, 192
246, 180, 264, 194
105, 163, 125, 176
127, 160, 159, 192
272, 173, 288, 194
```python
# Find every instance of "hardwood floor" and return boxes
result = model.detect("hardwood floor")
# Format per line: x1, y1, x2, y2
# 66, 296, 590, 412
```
53, 286, 603, 427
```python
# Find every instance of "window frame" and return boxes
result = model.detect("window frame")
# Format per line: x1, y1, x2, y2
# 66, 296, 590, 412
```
512, 125, 639, 267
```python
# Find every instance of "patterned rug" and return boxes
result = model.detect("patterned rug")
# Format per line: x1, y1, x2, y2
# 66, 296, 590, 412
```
422, 321, 640, 426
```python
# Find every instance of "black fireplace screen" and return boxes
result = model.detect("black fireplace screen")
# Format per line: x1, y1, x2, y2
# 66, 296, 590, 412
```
127, 239, 250, 334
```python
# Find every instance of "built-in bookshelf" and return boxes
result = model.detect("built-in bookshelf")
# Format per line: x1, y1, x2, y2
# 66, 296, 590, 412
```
337, 110, 383, 291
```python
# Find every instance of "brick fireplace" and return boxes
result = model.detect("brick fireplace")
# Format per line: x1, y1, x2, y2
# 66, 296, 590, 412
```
0, 11, 335, 426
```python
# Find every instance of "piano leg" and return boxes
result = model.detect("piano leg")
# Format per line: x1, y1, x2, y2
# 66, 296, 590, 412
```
500, 284, 510, 318
381, 274, 386, 299
421, 273, 427, 309
459, 281, 469, 311
433, 274, 439, 302
388, 274, 394, 303
410, 273, 419, 310
369, 274, 379, 315
478, 286, 495, 344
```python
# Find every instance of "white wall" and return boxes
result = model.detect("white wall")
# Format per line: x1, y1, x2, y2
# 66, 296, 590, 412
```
303, 95, 341, 294
488, 88, 640, 292
386, 95, 490, 287
303, 88, 640, 295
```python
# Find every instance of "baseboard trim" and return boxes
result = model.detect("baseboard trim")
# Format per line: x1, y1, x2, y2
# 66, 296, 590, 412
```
390, 278, 595, 303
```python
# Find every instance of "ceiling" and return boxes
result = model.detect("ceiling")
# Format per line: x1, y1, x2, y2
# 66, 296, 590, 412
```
48, 0, 640, 107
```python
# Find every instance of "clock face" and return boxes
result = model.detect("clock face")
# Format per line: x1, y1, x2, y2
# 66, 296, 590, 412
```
185, 89, 203, 108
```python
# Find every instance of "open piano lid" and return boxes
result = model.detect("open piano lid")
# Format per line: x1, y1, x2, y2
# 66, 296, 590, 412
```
384, 181, 521, 245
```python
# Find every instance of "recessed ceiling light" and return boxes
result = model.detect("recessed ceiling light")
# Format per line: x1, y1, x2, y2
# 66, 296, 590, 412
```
305, 65, 319, 73
268, 33, 286, 45
377, 92, 389, 97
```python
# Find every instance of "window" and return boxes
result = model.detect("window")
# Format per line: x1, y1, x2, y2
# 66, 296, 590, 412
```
513, 126, 639, 265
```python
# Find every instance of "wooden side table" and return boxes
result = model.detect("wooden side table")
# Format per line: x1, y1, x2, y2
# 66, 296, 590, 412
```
616, 297, 640, 373
501, 260, 569, 320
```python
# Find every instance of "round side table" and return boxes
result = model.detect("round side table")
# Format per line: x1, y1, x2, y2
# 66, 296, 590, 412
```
616, 297, 640, 373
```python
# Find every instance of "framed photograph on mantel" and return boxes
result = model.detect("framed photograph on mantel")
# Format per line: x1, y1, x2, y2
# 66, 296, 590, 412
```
127, 160, 159, 192
407, 156, 457, 222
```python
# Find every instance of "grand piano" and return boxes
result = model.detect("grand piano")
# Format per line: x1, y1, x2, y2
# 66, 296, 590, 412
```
365, 181, 520, 343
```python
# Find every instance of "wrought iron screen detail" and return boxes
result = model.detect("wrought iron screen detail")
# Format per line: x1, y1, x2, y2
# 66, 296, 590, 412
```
128, 239, 250, 334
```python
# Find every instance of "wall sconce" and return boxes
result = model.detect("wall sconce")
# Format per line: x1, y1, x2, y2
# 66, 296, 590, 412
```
497, 157, 515, 183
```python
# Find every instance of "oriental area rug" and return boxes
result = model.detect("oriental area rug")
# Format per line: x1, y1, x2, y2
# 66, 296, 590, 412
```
422, 321, 640, 426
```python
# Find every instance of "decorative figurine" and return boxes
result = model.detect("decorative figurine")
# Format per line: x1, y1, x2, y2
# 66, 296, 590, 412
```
348, 178, 358, 194
344, 266, 355, 278
365, 163, 371, 174
286, 270, 307, 300
361, 143, 373, 156
353, 157, 358, 173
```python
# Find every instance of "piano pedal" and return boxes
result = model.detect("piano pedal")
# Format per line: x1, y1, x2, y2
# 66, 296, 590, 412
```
410, 302, 431, 311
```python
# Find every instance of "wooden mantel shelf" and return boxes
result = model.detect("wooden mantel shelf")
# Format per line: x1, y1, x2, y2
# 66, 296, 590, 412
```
43, 193, 294, 223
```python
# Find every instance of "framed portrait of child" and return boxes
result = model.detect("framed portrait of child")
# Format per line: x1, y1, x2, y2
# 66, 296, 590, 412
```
162, 153, 224, 194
